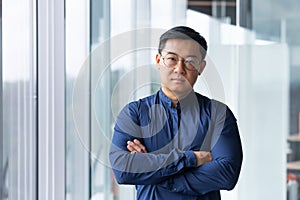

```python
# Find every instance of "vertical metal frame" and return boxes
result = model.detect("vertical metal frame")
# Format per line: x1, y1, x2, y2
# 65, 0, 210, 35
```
37, 0, 65, 199
236, 0, 240, 26
0, 1, 3, 198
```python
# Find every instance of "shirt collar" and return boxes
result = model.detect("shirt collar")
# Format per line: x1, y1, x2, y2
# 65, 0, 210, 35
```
158, 88, 173, 108
158, 88, 197, 109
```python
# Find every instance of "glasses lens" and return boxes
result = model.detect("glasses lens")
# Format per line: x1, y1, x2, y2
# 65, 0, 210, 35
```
163, 54, 178, 68
162, 54, 201, 71
185, 57, 200, 71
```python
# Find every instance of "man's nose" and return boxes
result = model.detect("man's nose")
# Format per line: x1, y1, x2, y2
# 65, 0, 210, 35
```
174, 60, 186, 74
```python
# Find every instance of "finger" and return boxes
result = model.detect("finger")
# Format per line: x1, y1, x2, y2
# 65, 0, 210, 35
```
127, 141, 143, 153
127, 143, 136, 152
133, 139, 147, 153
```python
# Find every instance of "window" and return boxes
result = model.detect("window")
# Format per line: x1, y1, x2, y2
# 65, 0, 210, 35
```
2, 1, 37, 199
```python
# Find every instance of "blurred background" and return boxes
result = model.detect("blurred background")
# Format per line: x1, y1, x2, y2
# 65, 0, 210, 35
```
1, 0, 300, 199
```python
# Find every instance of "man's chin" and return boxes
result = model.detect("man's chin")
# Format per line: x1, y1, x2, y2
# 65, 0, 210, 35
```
171, 87, 193, 98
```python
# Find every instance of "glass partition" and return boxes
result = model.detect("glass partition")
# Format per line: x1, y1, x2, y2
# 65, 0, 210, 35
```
2, 1, 37, 199
188, 10, 289, 200
66, 1, 291, 200
1, 0, 296, 200
65, 0, 90, 199
66, 1, 185, 199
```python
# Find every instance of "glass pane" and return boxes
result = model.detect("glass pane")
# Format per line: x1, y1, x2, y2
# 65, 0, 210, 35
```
2, 1, 37, 199
90, 0, 112, 199
188, 9, 289, 200
65, 0, 90, 199
67, 1, 299, 200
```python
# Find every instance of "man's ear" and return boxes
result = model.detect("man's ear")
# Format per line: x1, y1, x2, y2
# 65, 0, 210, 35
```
155, 53, 161, 69
198, 60, 206, 75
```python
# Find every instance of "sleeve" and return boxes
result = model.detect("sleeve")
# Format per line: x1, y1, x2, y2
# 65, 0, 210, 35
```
109, 102, 198, 185
158, 105, 243, 195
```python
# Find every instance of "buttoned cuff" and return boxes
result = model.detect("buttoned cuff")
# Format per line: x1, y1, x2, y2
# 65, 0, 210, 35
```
183, 150, 197, 167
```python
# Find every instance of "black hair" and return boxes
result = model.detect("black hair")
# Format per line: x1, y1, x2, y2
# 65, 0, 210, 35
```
158, 26, 208, 59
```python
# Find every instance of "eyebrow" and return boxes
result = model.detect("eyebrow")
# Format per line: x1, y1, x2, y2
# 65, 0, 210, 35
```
163, 51, 177, 56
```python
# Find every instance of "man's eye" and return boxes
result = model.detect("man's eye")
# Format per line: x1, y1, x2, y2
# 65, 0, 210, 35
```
187, 60, 196, 65
166, 57, 177, 61
185, 58, 197, 66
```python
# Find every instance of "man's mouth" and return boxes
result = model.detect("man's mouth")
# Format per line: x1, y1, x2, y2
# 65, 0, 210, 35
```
171, 78, 185, 83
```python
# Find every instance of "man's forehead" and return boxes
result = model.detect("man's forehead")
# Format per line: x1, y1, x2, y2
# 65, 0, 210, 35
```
161, 50, 199, 58
161, 41, 202, 58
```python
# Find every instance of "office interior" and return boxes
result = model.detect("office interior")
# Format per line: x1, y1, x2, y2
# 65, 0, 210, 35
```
1, 0, 300, 199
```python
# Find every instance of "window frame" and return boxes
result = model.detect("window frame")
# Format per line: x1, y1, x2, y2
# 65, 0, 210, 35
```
37, 0, 65, 199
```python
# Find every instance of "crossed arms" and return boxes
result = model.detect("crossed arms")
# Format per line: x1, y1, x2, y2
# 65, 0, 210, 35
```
109, 103, 243, 196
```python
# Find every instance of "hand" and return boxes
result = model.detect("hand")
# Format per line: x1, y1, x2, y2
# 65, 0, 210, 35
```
127, 139, 148, 154
193, 151, 212, 167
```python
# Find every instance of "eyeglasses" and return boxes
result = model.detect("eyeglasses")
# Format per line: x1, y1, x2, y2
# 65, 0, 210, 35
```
161, 53, 202, 71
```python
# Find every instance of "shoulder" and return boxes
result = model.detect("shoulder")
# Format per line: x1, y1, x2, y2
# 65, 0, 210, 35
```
122, 92, 158, 119
194, 92, 236, 122
127, 92, 157, 110
118, 93, 157, 126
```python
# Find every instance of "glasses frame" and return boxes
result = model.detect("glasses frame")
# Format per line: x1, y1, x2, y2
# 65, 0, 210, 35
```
160, 53, 203, 72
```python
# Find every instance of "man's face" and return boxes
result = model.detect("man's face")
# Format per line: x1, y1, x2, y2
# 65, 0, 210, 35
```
156, 39, 206, 98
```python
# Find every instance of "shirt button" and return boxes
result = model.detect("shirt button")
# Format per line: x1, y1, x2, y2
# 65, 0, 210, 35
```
173, 188, 177, 191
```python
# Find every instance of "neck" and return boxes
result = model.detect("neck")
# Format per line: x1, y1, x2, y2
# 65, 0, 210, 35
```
161, 86, 190, 106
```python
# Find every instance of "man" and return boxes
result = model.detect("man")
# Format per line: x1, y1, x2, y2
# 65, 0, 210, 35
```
109, 26, 243, 200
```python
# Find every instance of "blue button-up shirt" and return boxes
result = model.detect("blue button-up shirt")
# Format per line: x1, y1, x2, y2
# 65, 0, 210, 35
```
110, 89, 243, 200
